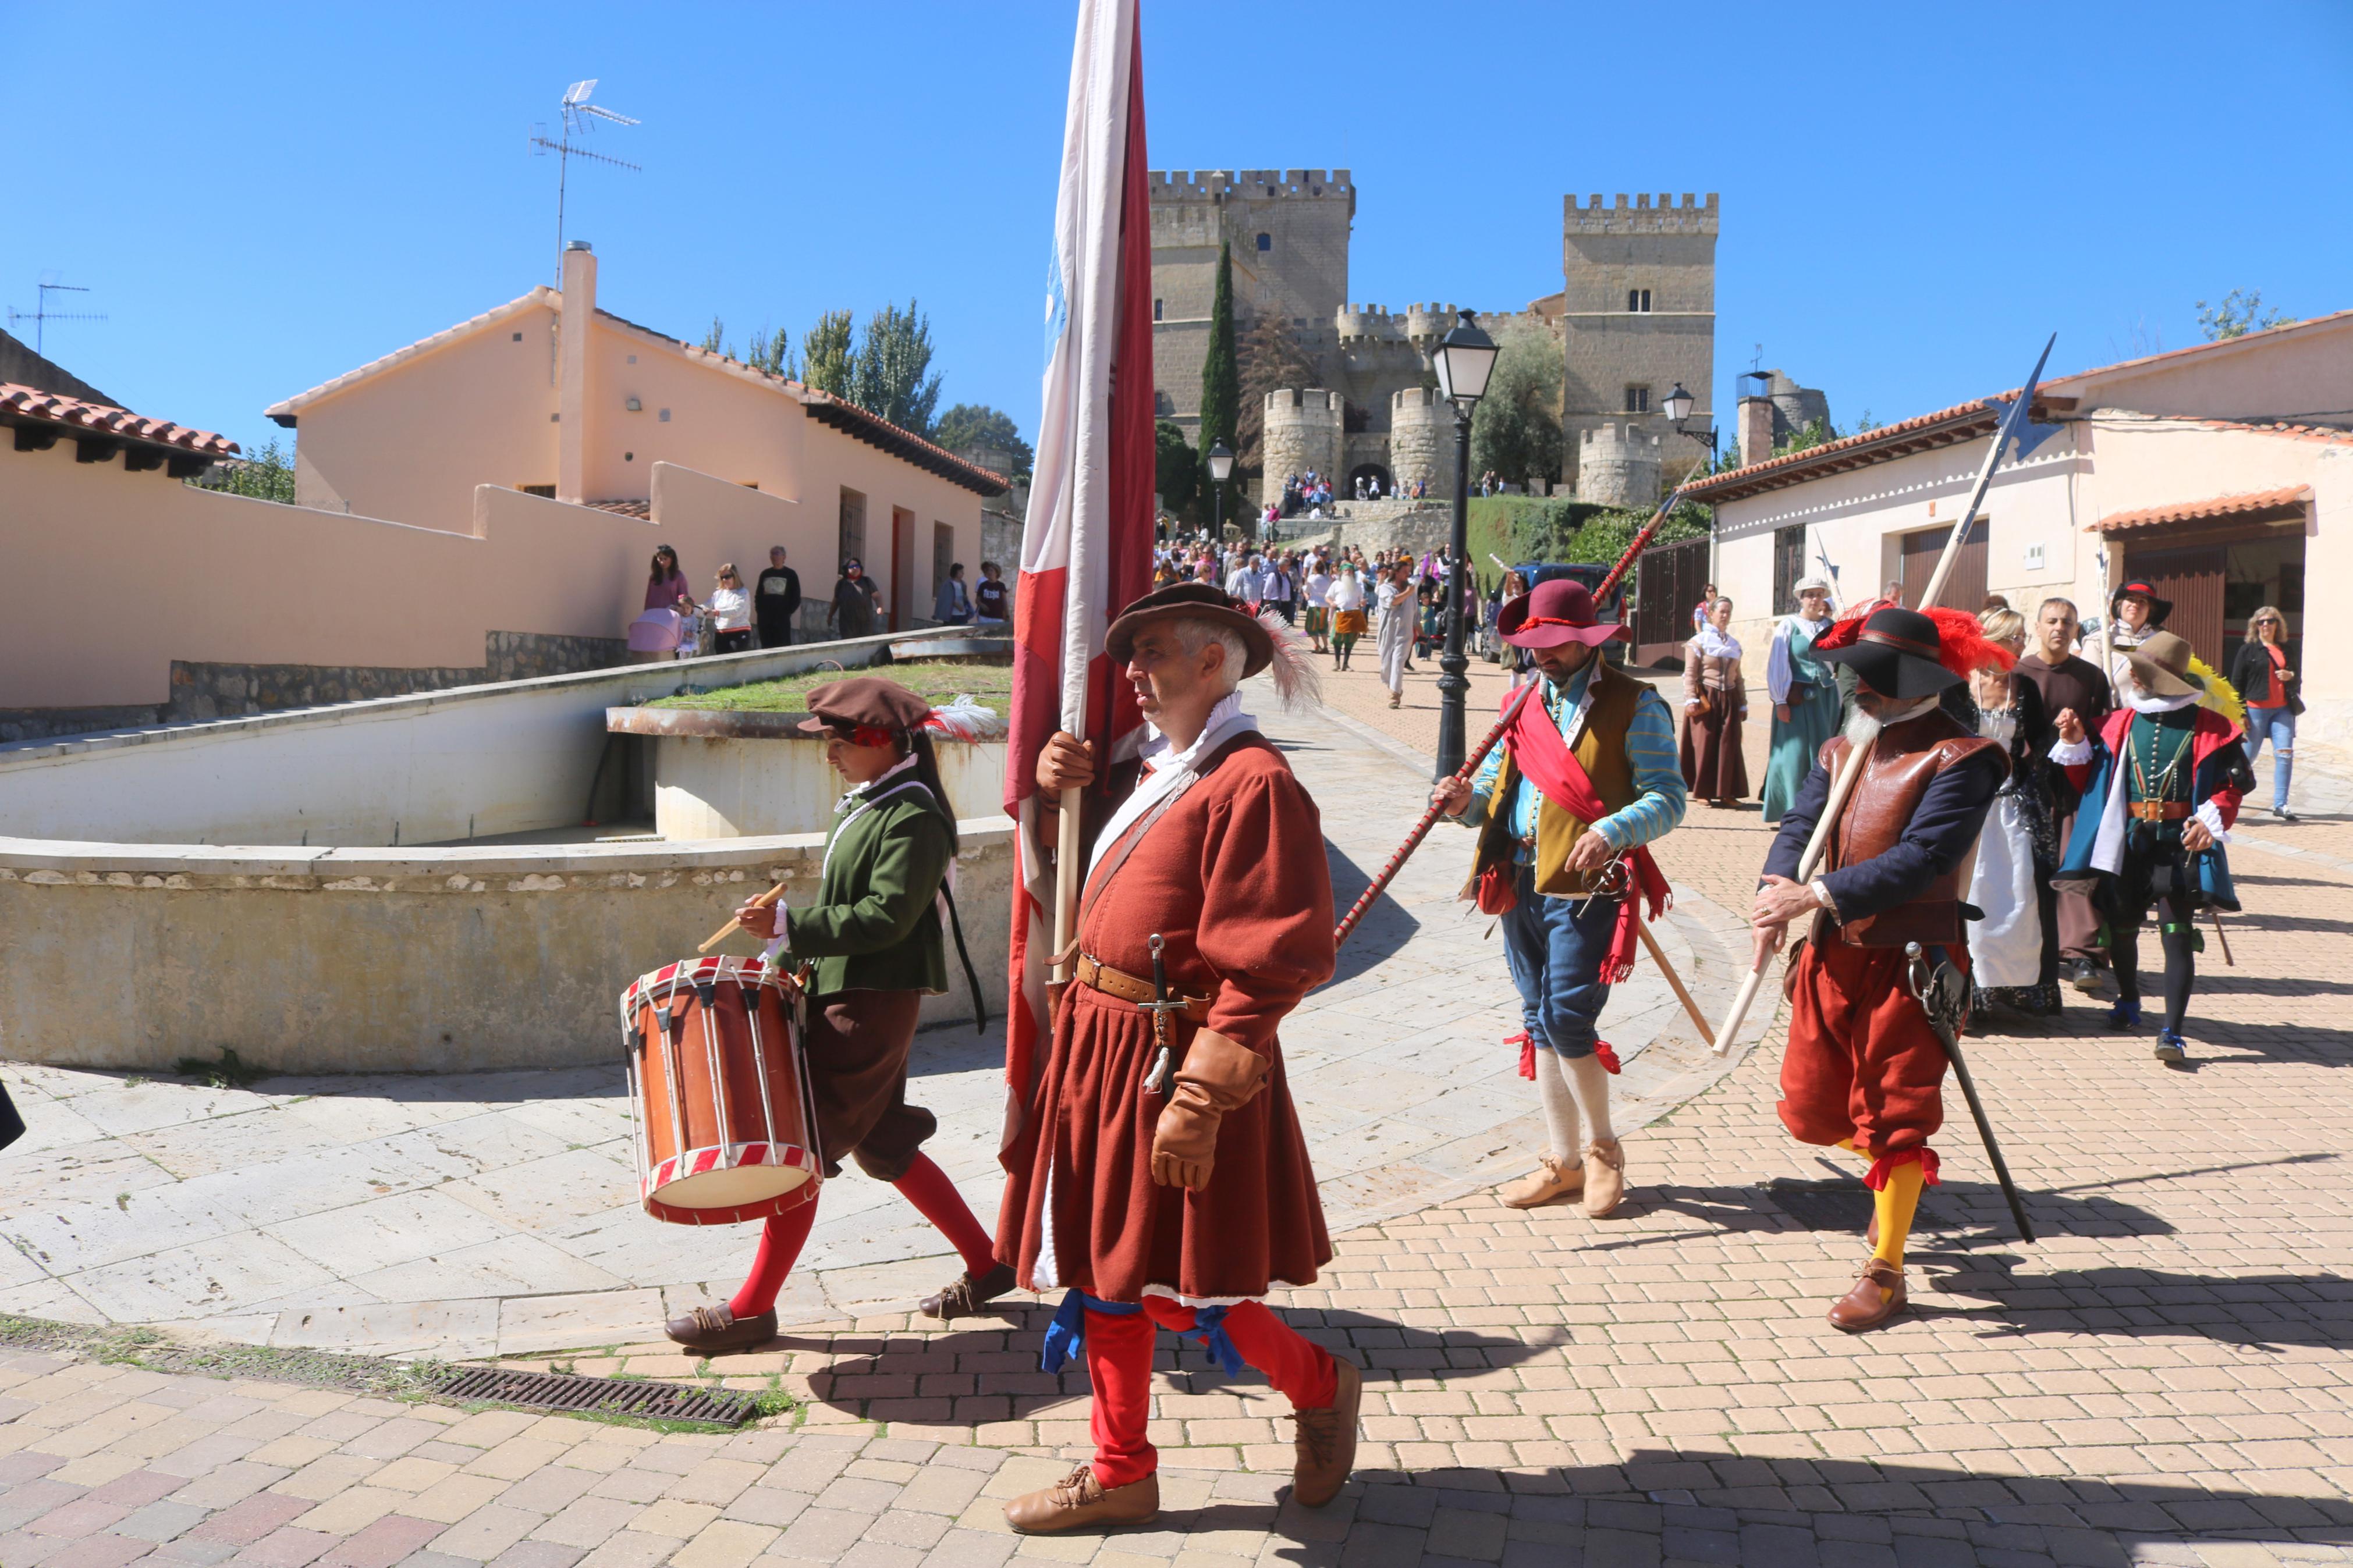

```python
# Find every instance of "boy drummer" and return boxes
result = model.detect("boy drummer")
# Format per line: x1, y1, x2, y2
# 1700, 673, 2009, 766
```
665, 676, 1011, 1350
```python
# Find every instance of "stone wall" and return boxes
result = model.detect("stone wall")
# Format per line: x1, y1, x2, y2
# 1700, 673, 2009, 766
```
0, 705, 167, 746
1578, 422, 1663, 509
164, 630, 630, 723
1389, 387, 1454, 496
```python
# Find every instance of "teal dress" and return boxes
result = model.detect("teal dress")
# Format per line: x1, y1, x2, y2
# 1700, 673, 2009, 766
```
1762, 615, 1840, 823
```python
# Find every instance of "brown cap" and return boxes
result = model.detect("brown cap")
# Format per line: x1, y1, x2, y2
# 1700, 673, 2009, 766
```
1105, 582, 1273, 677
796, 676, 933, 740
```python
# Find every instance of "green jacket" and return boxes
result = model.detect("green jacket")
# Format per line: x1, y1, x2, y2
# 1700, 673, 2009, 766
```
785, 780, 952, 997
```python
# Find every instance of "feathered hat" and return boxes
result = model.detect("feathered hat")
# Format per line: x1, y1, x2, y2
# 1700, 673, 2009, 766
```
1815, 605, 2017, 698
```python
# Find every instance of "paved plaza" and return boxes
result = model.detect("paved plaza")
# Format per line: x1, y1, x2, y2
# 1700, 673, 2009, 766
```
5, 655, 2353, 1566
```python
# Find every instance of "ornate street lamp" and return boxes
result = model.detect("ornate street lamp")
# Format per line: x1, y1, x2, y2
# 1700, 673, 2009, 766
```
1429, 310, 1497, 779
1207, 438, 1236, 541
1663, 381, 1719, 468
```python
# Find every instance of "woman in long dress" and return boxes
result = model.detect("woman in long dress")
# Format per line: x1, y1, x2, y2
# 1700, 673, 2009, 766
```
1375, 562, 1414, 709
1967, 607, 2061, 1016
1761, 577, 1840, 822
1679, 597, 1749, 806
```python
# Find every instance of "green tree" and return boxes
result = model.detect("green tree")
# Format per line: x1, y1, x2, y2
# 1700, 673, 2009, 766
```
1197, 242, 1241, 515
2196, 288, 2290, 341
700, 316, 726, 355
849, 300, 943, 436
194, 436, 296, 503
934, 404, 1032, 474
1468, 323, 1563, 491
744, 323, 790, 378
800, 310, 856, 396
1774, 416, 1833, 457
1155, 419, 1198, 512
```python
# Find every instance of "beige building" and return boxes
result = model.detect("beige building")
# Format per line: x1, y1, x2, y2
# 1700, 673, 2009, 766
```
0, 243, 1005, 730
1686, 311, 2353, 737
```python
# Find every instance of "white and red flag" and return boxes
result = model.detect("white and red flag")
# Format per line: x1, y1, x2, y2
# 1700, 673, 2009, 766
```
1001, 0, 1156, 1151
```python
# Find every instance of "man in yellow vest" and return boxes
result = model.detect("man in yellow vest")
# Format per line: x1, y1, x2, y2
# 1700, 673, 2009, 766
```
1433, 577, 1688, 1217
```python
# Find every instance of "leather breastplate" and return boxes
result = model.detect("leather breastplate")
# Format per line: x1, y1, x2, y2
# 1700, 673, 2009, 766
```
1823, 711, 2007, 948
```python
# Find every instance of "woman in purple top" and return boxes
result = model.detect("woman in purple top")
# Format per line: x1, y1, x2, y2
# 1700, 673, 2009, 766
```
645, 545, 695, 613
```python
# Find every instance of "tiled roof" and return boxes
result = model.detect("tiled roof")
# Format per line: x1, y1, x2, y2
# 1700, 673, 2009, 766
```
584, 498, 651, 519
265, 291, 553, 425
2042, 307, 2353, 391
797, 391, 1013, 499
2092, 485, 2312, 535
0, 383, 240, 456
1683, 398, 2008, 503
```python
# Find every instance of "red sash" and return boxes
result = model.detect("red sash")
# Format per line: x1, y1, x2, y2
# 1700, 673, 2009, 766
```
1502, 683, 1672, 985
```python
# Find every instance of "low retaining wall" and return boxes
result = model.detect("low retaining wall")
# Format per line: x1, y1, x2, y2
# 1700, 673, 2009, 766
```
0, 823, 1013, 1073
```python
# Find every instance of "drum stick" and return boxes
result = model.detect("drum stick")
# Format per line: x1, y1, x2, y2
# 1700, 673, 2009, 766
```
1634, 918, 1714, 1048
700, 879, 788, 954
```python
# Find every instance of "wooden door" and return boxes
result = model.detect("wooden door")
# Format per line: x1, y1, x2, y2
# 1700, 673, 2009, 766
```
889, 507, 917, 632
1632, 536, 1709, 665
2125, 543, 2227, 667
1900, 518, 1987, 611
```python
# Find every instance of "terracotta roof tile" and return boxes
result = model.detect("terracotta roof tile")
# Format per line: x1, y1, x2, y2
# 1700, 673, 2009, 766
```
0, 383, 240, 456
584, 498, 651, 519
2092, 485, 2312, 535
1684, 397, 2005, 502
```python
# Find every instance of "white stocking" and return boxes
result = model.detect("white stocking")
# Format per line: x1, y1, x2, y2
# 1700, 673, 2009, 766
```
1532, 1049, 1580, 1162
1568, 1052, 1615, 1144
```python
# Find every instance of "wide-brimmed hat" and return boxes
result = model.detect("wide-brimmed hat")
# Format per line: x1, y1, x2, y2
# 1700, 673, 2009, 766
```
1497, 578, 1623, 649
2110, 579, 2173, 627
1105, 582, 1274, 677
2121, 630, 2205, 699
1815, 606, 1965, 698
797, 676, 934, 741
1793, 574, 1833, 597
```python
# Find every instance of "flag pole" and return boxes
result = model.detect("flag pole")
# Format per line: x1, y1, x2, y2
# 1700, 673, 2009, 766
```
1710, 335, 2055, 1057
1052, 785, 1084, 986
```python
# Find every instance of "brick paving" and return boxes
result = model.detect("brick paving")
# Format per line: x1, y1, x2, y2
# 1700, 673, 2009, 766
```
5, 651, 2352, 1565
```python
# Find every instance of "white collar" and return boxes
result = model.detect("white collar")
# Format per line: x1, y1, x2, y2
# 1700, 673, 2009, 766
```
1089, 691, 1259, 877
1698, 624, 1741, 659
2124, 686, 2204, 716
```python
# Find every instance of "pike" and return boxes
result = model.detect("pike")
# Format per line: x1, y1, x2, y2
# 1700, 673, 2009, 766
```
1709, 334, 2057, 1058
1332, 481, 1695, 949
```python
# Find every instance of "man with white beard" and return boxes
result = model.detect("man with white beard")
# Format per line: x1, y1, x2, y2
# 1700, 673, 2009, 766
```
1748, 606, 2011, 1331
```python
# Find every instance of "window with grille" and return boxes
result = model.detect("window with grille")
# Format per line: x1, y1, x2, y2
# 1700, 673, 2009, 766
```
1624, 385, 1651, 414
1627, 288, 1652, 312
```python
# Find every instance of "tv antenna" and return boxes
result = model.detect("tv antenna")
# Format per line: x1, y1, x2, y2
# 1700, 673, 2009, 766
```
528, 79, 641, 282
7, 275, 107, 358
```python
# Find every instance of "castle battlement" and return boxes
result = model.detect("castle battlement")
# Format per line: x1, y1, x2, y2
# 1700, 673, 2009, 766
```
1564, 191, 1719, 234
1265, 388, 1344, 416
1148, 168, 1354, 201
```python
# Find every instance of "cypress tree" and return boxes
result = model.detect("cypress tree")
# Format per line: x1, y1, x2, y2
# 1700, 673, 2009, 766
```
1197, 241, 1240, 531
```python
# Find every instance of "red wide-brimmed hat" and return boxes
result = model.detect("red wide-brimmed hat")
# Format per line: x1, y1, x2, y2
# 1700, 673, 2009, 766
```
1497, 578, 1623, 649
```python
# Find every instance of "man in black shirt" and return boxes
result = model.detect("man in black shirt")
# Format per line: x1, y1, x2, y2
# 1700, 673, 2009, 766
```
974, 561, 1010, 626
2015, 596, 2113, 995
755, 547, 802, 648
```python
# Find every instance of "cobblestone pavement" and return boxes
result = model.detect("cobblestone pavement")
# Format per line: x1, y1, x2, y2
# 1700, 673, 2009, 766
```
5, 651, 2351, 1566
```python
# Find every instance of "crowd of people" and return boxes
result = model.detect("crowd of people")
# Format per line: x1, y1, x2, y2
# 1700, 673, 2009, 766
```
628, 545, 1014, 659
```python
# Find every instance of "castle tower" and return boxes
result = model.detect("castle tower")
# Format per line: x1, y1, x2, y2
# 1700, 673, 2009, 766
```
1388, 387, 1453, 495
1261, 389, 1345, 489
1148, 170, 1357, 446
1560, 192, 1717, 496
1577, 422, 1662, 510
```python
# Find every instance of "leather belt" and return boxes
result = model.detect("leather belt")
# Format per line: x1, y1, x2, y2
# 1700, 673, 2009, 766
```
1075, 953, 1211, 1022
2128, 800, 2191, 822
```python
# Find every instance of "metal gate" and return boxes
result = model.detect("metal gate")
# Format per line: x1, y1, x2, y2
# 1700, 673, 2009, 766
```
1632, 536, 1709, 666
2125, 543, 2228, 667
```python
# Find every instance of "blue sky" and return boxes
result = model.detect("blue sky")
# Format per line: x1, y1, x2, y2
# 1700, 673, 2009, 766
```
8, 1, 2350, 457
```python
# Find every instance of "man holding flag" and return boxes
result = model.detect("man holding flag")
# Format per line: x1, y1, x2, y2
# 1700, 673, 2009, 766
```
993, 0, 1361, 1532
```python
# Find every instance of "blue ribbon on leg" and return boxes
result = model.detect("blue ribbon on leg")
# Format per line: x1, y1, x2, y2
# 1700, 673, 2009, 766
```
1038, 1288, 1143, 1373
1183, 1304, 1246, 1379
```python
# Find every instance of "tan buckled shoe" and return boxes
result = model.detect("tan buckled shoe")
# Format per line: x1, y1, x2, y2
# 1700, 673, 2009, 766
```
662, 1304, 776, 1353
1827, 1260, 1907, 1332
1581, 1137, 1626, 1218
1003, 1464, 1159, 1534
1496, 1154, 1582, 1209
920, 1261, 1017, 1322
1289, 1357, 1361, 1507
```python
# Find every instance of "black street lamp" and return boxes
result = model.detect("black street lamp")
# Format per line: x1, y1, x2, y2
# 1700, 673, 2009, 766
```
1429, 309, 1498, 780
1662, 382, 1719, 469
1206, 439, 1236, 541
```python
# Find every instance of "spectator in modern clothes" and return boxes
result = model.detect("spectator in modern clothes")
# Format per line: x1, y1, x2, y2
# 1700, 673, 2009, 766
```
934, 563, 974, 625
755, 547, 802, 647
829, 559, 882, 638
1690, 582, 1717, 635
709, 565, 755, 654
2015, 596, 2113, 995
975, 562, 1010, 625
647, 545, 695, 614
2232, 605, 2302, 820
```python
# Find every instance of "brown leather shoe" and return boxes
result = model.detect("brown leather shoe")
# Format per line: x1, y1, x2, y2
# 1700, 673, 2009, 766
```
1003, 1464, 1159, 1534
920, 1261, 1017, 1321
1827, 1260, 1907, 1332
1581, 1137, 1626, 1218
1497, 1154, 1582, 1209
662, 1304, 776, 1353
1289, 1356, 1361, 1507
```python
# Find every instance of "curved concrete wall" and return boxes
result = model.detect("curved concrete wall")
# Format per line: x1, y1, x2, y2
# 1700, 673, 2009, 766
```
0, 824, 1012, 1073
650, 736, 1007, 839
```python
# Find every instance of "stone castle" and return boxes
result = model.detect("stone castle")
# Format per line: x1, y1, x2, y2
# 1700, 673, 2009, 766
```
1150, 172, 1718, 507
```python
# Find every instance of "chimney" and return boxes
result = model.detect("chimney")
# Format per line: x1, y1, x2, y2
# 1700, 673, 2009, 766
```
1738, 395, 1775, 469
558, 241, 597, 503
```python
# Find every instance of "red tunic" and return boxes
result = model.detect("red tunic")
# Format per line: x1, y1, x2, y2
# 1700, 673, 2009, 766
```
996, 733, 1337, 1303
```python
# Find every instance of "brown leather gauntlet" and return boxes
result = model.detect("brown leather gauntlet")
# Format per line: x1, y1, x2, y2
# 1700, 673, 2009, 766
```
1149, 1029, 1269, 1192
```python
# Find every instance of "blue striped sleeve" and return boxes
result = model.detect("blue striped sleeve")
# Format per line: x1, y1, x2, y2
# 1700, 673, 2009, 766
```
1462, 730, 1508, 826
1592, 687, 1688, 850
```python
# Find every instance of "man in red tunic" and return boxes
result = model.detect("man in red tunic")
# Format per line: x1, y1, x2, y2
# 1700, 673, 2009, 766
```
996, 582, 1358, 1533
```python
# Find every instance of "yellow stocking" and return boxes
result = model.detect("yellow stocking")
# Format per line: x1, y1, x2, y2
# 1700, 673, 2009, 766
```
1871, 1160, 1924, 1270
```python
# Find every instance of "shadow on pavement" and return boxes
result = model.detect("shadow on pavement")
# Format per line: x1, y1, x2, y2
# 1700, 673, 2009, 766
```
1322, 840, 1420, 990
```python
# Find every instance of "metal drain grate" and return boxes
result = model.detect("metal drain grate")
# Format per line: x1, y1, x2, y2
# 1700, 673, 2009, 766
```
434, 1367, 758, 1427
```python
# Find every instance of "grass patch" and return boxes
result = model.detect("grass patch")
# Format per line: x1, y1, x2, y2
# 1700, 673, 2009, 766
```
172, 1048, 270, 1089
644, 657, 1012, 714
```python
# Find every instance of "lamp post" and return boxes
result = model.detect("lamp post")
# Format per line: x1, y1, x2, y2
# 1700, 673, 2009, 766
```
1207, 438, 1235, 543
1662, 382, 1718, 469
1428, 309, 1498, 780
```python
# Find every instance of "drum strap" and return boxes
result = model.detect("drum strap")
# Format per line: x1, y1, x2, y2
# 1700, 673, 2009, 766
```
941, 886, 989, 1037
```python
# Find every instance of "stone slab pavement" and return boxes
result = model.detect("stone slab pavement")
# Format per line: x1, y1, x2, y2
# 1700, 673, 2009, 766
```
5, 651, 2353, 1567
0, 675, 1762, 1359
